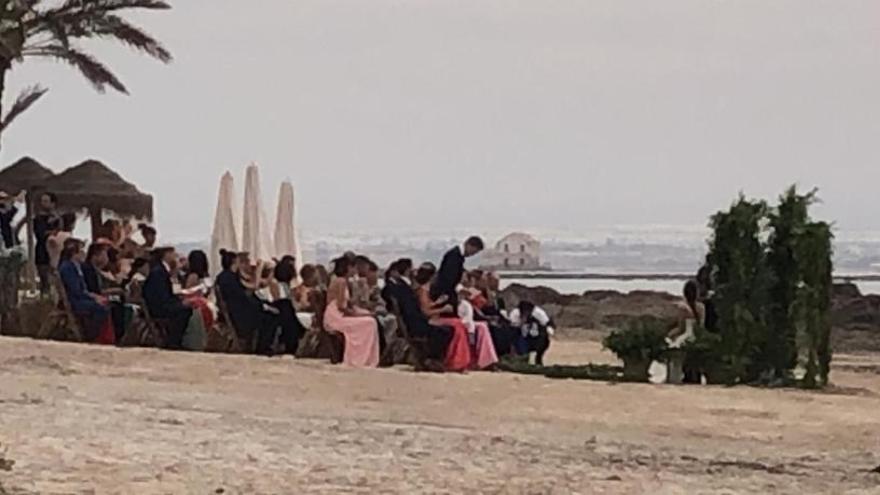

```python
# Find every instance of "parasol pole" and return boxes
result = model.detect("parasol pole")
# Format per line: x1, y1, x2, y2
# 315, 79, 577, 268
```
89, 205, 102, 241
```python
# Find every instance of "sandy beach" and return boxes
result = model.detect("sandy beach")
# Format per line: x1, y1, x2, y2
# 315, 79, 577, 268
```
1, 336, 879, 494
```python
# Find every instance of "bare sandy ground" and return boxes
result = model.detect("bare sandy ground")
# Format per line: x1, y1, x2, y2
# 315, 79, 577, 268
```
1, 336, 879, 495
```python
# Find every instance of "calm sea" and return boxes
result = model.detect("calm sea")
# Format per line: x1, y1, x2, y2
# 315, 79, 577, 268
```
500, 277, 880, 296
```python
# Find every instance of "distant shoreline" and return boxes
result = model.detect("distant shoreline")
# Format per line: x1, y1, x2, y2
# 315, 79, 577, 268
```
498, 271, 880, 282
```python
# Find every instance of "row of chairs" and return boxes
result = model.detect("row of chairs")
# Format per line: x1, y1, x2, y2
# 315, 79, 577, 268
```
40, 273, 434, 370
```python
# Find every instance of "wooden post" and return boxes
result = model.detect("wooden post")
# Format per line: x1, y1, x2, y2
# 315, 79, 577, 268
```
89, 205, 102, 241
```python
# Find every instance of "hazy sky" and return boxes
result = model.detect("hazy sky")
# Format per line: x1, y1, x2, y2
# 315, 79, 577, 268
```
3, 1, 879, 241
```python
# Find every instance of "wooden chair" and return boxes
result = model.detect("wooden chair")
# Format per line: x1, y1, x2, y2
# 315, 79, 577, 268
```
139, 300, 169, 348
211, 290, 249, 354
38, 269, 83, 343
386, 296, 437, 372
295, 289, 345, 364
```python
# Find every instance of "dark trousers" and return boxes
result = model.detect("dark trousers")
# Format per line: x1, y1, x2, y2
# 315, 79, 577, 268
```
489, 324, 518, 358
516, 328, 551, 366
527, 333, 551, 366
254, 311, 281, 356
109, 300, 126, 342
158, 307, 192, 351
409, 322, 452, 361
271, 300, 306, 354
37, 264, 51, 296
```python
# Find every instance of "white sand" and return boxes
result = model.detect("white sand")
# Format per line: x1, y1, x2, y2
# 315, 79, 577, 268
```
1, 336, 879, 494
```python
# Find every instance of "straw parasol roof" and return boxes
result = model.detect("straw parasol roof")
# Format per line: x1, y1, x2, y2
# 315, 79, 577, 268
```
44, 159, 153, 219
0, 157, 54, 195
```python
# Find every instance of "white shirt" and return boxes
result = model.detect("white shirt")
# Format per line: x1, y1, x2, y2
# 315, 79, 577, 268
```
508, 307, 555, 338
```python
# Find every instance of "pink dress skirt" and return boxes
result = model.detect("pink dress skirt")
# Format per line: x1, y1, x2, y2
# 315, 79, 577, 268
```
472, 321, 499, 370
323, 304, 380, 367
433, 317, 472, 372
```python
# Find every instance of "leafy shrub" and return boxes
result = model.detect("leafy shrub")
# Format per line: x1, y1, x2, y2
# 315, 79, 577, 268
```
603, 316, 669, 362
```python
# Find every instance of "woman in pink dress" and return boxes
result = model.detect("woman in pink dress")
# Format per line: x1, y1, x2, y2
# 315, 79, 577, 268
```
323, 257, 380, 367
414, 263, 471, 372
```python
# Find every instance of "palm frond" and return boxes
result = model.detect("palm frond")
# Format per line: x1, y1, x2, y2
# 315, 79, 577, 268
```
88, 14, 171, 62
0, 84, 48, 132
26, 45, 126, 93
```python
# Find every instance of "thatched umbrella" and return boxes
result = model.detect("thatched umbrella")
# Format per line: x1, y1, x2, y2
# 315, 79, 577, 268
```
0, 157, 54, 195
44, 159, 153, 239
0, 157, 55, 287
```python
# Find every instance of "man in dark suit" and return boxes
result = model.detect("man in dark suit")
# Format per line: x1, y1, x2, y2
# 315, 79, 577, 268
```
430, 236, 485, 306
143, 247, 192, 350
383, 260, 452, 362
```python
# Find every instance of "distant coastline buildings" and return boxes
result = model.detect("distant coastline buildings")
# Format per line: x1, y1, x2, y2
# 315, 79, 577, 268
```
480, 232, 545, 271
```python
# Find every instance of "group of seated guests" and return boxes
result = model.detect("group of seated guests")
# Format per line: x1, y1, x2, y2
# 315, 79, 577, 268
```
52, 230, 555, 370
317, 236, 556, 370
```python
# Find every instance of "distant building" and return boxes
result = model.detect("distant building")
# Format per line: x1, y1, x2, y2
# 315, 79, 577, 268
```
481, 232, 542, 270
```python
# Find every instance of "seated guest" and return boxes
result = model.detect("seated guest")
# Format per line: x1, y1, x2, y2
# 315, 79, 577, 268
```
323, 256, 380, 367
124, 257, 150, 304
58, 239, 113, 343
383, 260, 453, 368
294, 264, 319, 306
508, 300, 555, 366
455, 273, 499, 370
143, 246, 193, 350
430, 236, 485, 306
414, 264, 488, 371
46, 213, 76, 268
350, 255, 373, 307
315, 263, 330, 289
365, 260, 398, 342
138, 224, 157, 251
181, 249, 216, 331
270, 258, 308, 354
82, 242, 126, 341
215, 249, 280, 356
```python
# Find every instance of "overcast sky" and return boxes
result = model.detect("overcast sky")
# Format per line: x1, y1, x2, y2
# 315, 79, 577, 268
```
3, 0, 879, 241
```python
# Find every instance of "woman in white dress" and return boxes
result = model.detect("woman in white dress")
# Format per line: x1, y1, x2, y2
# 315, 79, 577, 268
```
665, 280, 705, 384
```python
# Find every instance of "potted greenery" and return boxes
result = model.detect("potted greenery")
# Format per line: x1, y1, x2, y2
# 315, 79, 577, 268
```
603, 317, 668, 382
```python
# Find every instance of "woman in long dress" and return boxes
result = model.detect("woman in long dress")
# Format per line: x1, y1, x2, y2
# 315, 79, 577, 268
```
414, 263, 471, 372
666, 280, 706, 384
323, 257, 380, 367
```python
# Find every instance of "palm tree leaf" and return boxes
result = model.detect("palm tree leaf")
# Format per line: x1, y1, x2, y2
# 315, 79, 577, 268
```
88, 14, 172, 62
26, 44, 126, 93
0, 84, 48, 132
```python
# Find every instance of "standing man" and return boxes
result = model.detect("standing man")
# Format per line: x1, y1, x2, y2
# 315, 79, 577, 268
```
0, 191, 24, 249
33, 192, 61, 295
143, 246, 193, 350
430, 236, 484, 306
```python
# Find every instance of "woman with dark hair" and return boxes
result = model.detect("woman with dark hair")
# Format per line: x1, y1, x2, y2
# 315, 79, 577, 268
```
323, 256, 380, 367
138, 224, 157, 250
666, 280, 706, 384
215, 249, 279, 355
181, 249, 215, 338
413, 262, 472, 372
263, 258, 307, 354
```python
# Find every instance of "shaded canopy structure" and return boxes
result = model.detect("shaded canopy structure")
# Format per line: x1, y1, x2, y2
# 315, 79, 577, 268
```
45, 160, 153, 238
0, 157, 56, 288
0, 157, 54, 195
